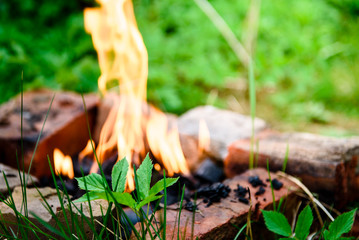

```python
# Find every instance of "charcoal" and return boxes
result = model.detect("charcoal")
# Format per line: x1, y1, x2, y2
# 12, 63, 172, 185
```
101, 153, 118, 176
183, 200, 197, 211
271, 179, 283, 190
194, 182, 231, 207
73, 156, 93, 177
238, 196, 249, 204
255, 186, 266, 196
159, 175, 193, 206
234, 184, 249, 204
56, 178, 79, 196
234, 184, 248, 198
194, 158, 224, 184
248, 175, 266, 187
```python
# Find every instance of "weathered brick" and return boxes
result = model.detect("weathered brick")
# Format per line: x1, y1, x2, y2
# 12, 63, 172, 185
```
0, 90, 99, 178
224, 132, 359, 204
133, 168, 299, 239
177, 106, 267, 161
0, 163, 38, 195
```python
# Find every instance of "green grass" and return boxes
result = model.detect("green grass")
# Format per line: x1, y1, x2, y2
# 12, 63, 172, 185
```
1, 0, 359, 132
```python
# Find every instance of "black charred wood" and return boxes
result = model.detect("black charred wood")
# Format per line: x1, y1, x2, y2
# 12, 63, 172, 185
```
194, 158, 224, 184
248, 175, 266, 187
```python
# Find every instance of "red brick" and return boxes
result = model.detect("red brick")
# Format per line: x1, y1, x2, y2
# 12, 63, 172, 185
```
0, 90, 99, 177
133, 168, 299, 239
224, 131, 359, 205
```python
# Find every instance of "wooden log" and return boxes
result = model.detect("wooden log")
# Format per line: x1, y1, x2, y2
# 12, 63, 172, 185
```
224, 131, 359, 205
0, 90, 99, 178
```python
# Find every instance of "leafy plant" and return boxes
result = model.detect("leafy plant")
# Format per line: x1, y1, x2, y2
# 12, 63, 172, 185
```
75, 154, 179, 212
262, 205, 357, 240
323, 209, 357, 240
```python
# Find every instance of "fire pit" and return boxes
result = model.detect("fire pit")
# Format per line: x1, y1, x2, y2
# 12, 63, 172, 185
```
1, 0, 359, 239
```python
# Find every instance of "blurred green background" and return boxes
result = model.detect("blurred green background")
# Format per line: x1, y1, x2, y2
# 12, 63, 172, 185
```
1, 0, 358, 134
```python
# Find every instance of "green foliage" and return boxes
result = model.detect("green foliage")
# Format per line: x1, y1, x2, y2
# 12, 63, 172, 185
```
76, 173, 107, 192
111, 156, 128, 193
262, 206, 357, 240
75, 154, 179, 212
136, 154, 153, 200
262, 210, 292, 237
323, 208, 357, 240
294, 205, 313, 240
2, 0, 359, 127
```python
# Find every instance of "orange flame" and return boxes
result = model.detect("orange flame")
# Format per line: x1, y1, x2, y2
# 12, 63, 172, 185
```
198, 119, 210, 155
53, 148, 74, 179
78, 140, 95, 162
146, 108, 189, 176
84, 0, 189, 190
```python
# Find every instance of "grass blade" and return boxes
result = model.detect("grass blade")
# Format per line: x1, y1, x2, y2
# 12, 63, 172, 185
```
234, 223, 247, 240
267, 159, 276, 211
249, 59, 256, 169
282, 143, 289, 172
177, 185, 186, 240
163, 170, 167, 240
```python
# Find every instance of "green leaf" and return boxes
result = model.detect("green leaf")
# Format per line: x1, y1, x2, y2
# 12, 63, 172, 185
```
326, 209, 357, 240
295, 205, 313, 240
111, 157, 129, 193
136, 153, 153, 200
76, 173, 107, 191
74, 191, 110, 203
136, 195, 163, 211
111, 192, 137, 210
148, 177, 179, 196
262, 210, 292, 237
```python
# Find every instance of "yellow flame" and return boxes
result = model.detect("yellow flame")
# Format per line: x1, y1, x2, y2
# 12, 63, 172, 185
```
53, 148, 74, 179
146, 108, 189, 176
84, 0, 189, 191
78, 140, 96, 161
198, 119, 210, 155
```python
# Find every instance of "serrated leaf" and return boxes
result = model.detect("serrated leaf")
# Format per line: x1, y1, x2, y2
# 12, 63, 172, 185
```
111, 192, 137, 210
323, 230, 330, 240
262, 210, 292, 237
149, 177, 179, 196
74, 191, 110, 203
326, 208, 357, 240
112, 157, 129, 193
76, 173, 107, 191
136, 195, 163, 211
136, 153, 153, 200
295, 205, 313, 240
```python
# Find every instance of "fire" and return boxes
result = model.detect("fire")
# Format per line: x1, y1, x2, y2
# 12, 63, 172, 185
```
53, 148, 74, 179
146, 108, 189, 176
78, 140, 95, 162
198, 119, 210, 155
83, 0, 189, 190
